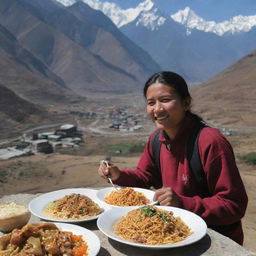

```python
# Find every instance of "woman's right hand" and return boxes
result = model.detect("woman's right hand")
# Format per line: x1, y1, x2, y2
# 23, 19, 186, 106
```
153, 187, 180, 207
98, 160, 121, 181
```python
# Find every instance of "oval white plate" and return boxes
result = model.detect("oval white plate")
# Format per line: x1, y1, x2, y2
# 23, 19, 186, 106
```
29, 188, 111, 223
54, 222, 100, 256
96, 187, 157, 208
97, 206, 207, 249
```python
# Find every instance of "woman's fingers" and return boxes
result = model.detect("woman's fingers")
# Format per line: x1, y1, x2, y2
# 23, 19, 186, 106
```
158, 197, 172, 206
153, 187, 166, 201
154, 187, 171, 200
98, 161, 120, 181
98, 162, 109, 179
154, 187, 180, 206
156, 188, 172, 204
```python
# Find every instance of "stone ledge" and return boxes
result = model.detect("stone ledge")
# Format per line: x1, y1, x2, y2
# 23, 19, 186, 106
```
1, 193, 256, 256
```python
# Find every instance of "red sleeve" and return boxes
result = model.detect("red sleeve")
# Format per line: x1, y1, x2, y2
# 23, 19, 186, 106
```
114, 132, 162, 189
178, 128, 248, 225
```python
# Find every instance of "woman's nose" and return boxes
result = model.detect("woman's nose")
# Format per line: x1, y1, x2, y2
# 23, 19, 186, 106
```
154, 103, 164, 112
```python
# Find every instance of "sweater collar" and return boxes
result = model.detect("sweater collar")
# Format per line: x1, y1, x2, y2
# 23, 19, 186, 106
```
158, 114, 197, 145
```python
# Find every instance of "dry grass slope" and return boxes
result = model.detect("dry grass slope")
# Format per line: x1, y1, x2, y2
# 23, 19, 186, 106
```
191, 51, 256, 130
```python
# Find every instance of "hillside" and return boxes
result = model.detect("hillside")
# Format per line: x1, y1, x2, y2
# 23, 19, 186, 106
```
0, 84, 50, 138
0, 24, 66, 88
0, 23, 87, 139
0, 0, 161, 94
191, 51, 256, 131
0, 23, 83, 107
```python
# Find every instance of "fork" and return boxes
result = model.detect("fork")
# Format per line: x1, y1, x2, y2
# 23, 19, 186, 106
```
101, 160, 119, 190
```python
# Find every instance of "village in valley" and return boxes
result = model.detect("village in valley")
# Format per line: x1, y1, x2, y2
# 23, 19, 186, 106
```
0, 105, 236, 161
0, 124, 83, 160
0, 107, 145, 160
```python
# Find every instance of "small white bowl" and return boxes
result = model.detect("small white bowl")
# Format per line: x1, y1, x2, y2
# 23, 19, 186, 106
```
96, 187, 157, 208
0, 203, 31, 232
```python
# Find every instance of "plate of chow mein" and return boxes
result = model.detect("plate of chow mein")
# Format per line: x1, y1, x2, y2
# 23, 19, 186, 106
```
97, 205, 207, 249
29, 188, 110, 223
96, 187, 157, 208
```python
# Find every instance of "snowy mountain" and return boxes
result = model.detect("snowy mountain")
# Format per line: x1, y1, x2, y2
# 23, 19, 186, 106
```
171, 7, 256, 36
56, 0, 256, 35
55, 0, 256, 83
56, 0, 154, 27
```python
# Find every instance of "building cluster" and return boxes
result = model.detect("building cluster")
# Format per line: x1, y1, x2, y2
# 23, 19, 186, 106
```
0, 108, 145, 160
105, 108, 144, 132
0, 124, 83, 160
72, 107, 145, 132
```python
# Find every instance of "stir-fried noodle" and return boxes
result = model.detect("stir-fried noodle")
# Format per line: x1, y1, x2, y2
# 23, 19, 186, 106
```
44, 193, 102, 220
114, 206, 192, 245
104, 187, 150, 206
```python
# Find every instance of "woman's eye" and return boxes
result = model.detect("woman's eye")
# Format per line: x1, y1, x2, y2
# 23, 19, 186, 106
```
161, 98, 171, 102
147, 101, 155, 106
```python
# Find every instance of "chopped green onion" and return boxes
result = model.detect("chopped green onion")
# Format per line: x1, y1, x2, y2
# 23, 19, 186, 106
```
141, 206, 156, 217
160, 214, 170, 222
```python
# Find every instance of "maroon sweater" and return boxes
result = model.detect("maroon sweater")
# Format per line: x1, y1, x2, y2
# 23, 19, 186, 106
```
115, 115, 248, 244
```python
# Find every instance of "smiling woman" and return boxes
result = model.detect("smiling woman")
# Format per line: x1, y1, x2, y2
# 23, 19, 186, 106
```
98, 71, 248, 245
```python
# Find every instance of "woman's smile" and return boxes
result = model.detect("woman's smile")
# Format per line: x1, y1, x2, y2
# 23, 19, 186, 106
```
154, 112, 169, 121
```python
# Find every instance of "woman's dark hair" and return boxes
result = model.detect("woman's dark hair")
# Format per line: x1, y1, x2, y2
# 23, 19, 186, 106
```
143, 71, 191, 100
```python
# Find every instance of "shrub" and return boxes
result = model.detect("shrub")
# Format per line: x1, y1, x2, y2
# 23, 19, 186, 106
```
105, 142, 146, 155
238, 152, 256, 165
0, 170, 7, 183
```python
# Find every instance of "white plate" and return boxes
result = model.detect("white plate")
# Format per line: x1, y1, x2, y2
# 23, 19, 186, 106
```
96, 187, 157, 208
29, 188, 111, 222
54, 222, 100, 256
97, 206, 207, 249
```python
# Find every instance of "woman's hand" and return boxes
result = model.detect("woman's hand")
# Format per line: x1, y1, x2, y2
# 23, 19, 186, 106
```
153, 187, 180, 207
98, 160, 121, 181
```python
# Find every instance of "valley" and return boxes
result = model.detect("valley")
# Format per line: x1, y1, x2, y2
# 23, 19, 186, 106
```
0, 92, 256, 252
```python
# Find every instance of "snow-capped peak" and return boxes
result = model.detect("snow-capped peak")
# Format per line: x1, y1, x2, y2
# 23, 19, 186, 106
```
91, 0, 155, 28
82, 0, 168, 30
171, 6, 197, 25
136, 8, 166, 31
55, 0, 155, 28
171, 6, 256, 36
55, 0, 76, 6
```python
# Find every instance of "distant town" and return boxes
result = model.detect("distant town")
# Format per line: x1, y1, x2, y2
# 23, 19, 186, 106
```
0, 106, 236, 161
0, 107, 146, 160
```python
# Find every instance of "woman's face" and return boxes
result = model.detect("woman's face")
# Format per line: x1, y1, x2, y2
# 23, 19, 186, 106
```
146, 82, 190, 134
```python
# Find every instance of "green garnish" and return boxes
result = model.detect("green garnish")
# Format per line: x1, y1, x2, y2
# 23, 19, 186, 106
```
141, 206, 171, 222
79, 207, 85, 213
160, 214, 170, 222
141, 206, 157, 217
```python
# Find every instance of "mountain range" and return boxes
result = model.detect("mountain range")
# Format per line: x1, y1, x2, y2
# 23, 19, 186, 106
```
0, 0, 160, 96
0, 0, 255, 138
0, 0, 161, 138
82, 0, 256, 21
59, 0, 256, 83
